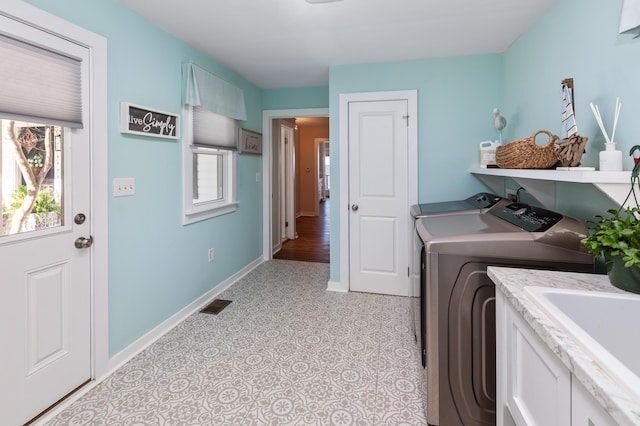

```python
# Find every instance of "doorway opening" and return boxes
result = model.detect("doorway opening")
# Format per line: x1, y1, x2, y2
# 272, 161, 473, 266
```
273, 196, 330, 263
262, 110, 330, 264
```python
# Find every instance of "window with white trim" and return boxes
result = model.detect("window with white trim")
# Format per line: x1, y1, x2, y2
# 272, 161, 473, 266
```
181, 62, 246, 225
182, 106, 237, 224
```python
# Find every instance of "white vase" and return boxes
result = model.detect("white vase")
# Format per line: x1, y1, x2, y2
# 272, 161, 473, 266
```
599, 143, 623, 171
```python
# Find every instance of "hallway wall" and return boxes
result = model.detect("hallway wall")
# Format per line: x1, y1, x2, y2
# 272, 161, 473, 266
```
296, 124, 329, 216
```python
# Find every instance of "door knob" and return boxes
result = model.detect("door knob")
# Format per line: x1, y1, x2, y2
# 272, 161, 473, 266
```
351, 204, 359, 211
74, 235, 94, 249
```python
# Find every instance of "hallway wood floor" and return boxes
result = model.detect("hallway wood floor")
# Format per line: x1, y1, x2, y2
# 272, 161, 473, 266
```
273, 199, 330, 263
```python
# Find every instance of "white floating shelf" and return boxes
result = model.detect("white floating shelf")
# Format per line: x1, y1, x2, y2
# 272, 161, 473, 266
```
468, 167, 633, 208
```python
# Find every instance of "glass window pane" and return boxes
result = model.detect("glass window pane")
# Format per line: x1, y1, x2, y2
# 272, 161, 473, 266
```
193, 151, 223, 204
1, 120, 64, 236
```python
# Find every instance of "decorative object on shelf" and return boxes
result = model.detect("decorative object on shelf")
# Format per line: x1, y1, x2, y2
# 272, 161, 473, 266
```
493, 108, 507, 144
590, 98, 623, 171
479, 140, 500, 168
581, 146, 640, 293
495, 130, 559, 169
560, 78, 578, 139
555, 78, 588, 167
600, 143, 623, 171
555, 135, 588, 167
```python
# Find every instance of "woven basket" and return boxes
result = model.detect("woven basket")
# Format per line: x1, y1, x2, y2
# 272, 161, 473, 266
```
495, 130, 560, 169
554, 134, 588, 167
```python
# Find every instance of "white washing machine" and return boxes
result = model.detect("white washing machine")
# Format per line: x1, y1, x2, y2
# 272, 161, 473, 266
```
415, 203, 594, 426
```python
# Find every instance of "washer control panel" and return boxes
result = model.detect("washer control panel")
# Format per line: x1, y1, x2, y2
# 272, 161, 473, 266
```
489, 203, 563, 232
464, 192, 503, 209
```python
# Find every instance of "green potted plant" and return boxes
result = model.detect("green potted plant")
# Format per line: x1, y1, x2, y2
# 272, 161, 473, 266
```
2, 185, 61, 234
581, 146, 640, 293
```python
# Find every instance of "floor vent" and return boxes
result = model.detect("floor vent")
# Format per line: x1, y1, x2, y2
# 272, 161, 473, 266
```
201, 299, 232, 315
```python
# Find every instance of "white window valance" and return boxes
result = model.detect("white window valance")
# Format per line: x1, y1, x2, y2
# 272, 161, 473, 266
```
182, 62, 247, 121
0, 33, 83, 128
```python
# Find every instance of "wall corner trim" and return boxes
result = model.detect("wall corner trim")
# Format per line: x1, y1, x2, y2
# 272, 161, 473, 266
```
327, 280, 348, 292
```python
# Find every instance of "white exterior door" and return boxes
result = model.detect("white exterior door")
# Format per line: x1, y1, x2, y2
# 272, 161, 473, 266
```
346, 95, 414, 296
0, 14, 93, 425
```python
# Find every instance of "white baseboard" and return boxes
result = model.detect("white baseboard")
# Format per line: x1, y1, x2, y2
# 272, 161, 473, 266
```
326, 280, 348, 292
108, 256, 263, 372
34, 256, 264, 425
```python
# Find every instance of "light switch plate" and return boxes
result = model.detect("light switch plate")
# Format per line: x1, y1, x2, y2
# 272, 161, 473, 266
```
114, 177, 135, 197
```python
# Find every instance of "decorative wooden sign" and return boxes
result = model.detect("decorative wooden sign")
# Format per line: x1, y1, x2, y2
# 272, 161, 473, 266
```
120, 102, 180, 139
238, 128, 262, 154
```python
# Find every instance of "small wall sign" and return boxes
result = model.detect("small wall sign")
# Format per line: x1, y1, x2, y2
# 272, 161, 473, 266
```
238, 128, 262, 154
120, 102, 180, 139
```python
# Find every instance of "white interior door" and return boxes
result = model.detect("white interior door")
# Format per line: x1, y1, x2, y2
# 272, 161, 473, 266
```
348, 99, 411, 296
0, 18, 92, 425
281, 122, 296, 241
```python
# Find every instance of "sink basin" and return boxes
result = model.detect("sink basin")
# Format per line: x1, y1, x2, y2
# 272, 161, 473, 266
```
524, 286, 640, 400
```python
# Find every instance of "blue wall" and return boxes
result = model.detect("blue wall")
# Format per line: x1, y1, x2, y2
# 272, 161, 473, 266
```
263, 86, 329, 110
326, 0, 640, 283
328, 55, 504, 280
503, 0, 640, 221
25, 0, 264, 355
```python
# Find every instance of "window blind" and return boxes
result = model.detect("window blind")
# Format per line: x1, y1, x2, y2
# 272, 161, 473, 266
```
0, 33, 83, 128
193, 107, 237, 150
182, 62, 247, 121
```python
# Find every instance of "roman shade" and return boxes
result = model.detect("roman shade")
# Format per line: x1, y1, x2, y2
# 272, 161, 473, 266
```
0, 33, 83, 128
182, 62, 247, 121
192, 107, 237, 150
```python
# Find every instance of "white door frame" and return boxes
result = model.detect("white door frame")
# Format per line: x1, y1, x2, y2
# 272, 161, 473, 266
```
3, 0, 109, 387
262, 108, 329, 261
339, 91, 418, 292
280, 122, 296, 240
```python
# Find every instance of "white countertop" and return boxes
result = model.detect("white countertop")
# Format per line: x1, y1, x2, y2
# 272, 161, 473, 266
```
488, 267, 640, 426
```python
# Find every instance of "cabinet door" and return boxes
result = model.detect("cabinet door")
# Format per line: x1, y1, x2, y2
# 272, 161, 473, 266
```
571, 378, 617, 426
505, 301, 571, 425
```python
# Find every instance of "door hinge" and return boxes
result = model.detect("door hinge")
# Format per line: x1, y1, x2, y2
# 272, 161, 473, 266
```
403, 114, 410, 126
285, 221, 289, 227
408, 266, 410, 277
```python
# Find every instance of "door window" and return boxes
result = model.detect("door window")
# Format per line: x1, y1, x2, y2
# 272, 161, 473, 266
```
1, 120, 65, 236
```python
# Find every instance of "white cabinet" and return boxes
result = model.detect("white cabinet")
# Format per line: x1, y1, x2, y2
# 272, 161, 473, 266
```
497, 291, 570, 425
496, 291, 617, 426
572, 378, 617, 426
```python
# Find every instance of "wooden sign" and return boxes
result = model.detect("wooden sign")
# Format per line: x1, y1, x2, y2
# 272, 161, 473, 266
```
238, 128, 262, 154
120, 102, 180, 139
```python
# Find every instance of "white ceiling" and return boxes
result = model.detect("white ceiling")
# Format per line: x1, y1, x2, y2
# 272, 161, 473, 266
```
117, 0, 554, 89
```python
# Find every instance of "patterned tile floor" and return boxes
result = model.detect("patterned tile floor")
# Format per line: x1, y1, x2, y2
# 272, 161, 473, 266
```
46, 260, 427, 425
